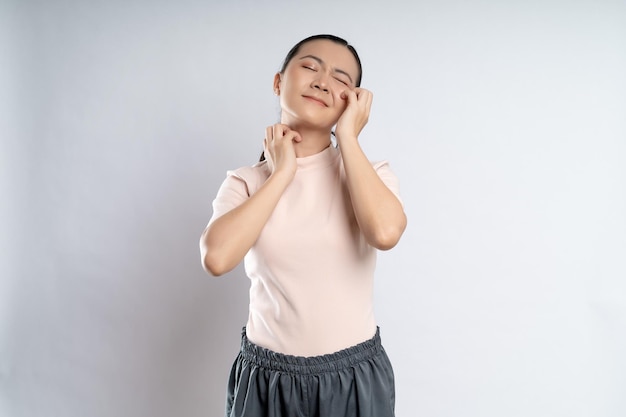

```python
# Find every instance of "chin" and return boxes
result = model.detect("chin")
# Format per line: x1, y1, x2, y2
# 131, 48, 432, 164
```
286, 113, 337, 131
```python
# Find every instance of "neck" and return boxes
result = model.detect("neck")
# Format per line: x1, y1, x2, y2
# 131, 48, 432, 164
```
293, 135, 332, 158
280, 119, 333, 158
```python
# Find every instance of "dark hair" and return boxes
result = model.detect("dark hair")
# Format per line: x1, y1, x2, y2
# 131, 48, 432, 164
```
259, 34, 362, 162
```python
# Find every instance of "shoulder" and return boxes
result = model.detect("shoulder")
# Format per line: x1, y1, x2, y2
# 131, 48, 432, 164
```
369, 159, 403, 203
370, 159, 398, 179
371, 159, 391, 171
224, 161, 270, 196
369, 159, 399, 184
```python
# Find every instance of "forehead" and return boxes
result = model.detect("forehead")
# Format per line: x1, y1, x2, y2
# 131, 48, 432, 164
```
294, 40, 359, 79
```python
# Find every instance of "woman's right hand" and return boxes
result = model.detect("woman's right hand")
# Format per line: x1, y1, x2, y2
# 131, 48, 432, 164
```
264, 124, 301, 179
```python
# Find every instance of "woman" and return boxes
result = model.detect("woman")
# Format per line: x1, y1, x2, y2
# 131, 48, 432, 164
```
200, 34, 407, 417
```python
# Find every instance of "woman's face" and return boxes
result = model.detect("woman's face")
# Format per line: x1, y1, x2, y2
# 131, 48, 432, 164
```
275, 39, 360, 130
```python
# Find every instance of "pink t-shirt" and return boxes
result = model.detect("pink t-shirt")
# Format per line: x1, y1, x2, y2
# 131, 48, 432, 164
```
209, 145, 401, 356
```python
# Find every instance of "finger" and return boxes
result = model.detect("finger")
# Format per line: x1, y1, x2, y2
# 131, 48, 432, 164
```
288, 130, 303, 143
354, 89, 371, 112
281, 129, 301, 143
266, 126, 274, 141
354, 87, 369, 101
273, 123, 289, 141
354, 88, 369, 101
272, 124, 281, 143
359, 89, 372, 109
342, 89, 357, 104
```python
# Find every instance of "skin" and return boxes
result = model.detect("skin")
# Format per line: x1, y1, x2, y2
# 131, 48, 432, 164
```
201, 39, 407, 276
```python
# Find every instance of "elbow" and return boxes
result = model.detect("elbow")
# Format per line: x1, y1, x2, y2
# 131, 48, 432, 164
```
371, 231, 401, 251
201, 250, 231, 277
369, 216, 407, 251
199, 234, 232, 277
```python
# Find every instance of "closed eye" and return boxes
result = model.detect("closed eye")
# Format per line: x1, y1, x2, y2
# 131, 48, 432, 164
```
335, 77, 348, 86
303, 65, 316, 71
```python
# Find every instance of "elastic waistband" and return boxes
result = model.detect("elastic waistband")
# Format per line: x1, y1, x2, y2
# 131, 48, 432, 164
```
239, 327, 384, 375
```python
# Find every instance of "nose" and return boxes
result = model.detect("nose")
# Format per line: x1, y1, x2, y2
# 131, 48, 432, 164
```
311, 73, 330, 93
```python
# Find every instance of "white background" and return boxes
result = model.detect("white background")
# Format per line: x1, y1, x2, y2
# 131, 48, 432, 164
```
1, 0, 625, 416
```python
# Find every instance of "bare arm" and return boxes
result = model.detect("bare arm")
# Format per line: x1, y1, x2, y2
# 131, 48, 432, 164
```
335, 88, 407, 250
200, 171, 291, 276
200, 125, 301, 276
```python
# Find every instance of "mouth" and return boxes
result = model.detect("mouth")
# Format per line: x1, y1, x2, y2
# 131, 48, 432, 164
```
302, 95, 328, 107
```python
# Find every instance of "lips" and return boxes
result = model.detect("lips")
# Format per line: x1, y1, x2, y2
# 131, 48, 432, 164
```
302, 95, 328, 107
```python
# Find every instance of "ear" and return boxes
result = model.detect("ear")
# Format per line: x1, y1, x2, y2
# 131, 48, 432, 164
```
273, 73, 281, 96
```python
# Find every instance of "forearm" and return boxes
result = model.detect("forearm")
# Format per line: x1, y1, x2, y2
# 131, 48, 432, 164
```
200, 171, 292, 276
338, 137, 407, 250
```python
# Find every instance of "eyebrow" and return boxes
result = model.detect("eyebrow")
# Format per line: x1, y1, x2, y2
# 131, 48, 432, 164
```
298, 55, 354, 84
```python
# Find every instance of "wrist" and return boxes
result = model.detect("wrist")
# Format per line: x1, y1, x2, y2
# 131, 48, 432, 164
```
268, 167, 295, 185
336, 133, 359, 150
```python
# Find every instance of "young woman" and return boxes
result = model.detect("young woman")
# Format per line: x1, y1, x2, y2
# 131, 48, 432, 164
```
200, 34, 407, 417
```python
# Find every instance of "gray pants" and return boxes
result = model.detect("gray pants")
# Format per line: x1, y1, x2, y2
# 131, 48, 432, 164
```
225, 327, 395, 417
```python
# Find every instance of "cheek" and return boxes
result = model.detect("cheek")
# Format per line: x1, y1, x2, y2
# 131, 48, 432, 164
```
335, 92, 348, 109
337, 97, 349, 114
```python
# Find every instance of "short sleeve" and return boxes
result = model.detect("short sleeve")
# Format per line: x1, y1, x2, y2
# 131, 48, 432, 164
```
207, 165, 267, 225
372, 160, 404, 207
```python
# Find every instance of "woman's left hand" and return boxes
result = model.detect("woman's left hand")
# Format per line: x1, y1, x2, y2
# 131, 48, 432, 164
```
335, 88, 373, 142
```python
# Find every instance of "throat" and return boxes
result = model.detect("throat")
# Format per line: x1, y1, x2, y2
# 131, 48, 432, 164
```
294, 138, 332, 158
